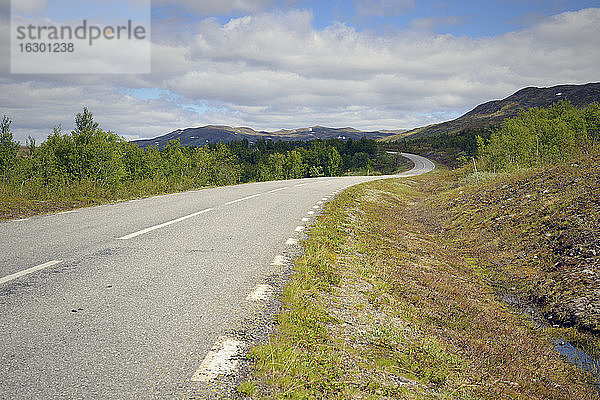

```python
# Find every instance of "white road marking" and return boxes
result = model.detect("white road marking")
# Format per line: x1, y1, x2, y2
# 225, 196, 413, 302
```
321, 198, 328, 201
58, 210, 77, 215
301, 217, 310, 222
312, 205, 319, 209
267, 187, 288, 193
285, 238, 298, 245
294, 183, 308, 187
307, 211, 315, 215
316, 201, 323, 204
224, 193, 262, 205
190, 337, 246, 382
117, 208, 213, 240
11, 218, 29, 222
295, 226, 305, 232
246, 284, 274, 301
271, 255, 288, 265
0, 260, 62, 285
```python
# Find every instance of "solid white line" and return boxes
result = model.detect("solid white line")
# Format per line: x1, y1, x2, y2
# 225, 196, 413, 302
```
190, 337, 245, 382
224, 193, 262, 205
0, 260, 62, 285
267, 187, 289, 193
294, 183, 308, 187
11, 218, 29, 222
58, 210, 77, 215
117, 208, 213, 240
246, 284, 274, 301
285, 238, 298, 245
295, 226, 305, 232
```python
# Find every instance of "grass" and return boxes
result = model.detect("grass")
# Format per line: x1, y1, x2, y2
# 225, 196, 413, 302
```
241, 158, 600, 399
0, 177, 202, 221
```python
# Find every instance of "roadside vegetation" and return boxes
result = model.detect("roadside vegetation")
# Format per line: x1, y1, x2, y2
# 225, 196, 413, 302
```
386, 100, 600, 169
0, 109, 406, 221
241, 160, 600, 399
241, 102, 600, 398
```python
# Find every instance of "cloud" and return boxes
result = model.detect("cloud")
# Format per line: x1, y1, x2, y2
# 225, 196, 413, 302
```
355, 0, 414, 17
0, 80, 202, 142
1, 7, 599, 141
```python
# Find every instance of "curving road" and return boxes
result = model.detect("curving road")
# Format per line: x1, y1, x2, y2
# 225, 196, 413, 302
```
0, 153, 434, 399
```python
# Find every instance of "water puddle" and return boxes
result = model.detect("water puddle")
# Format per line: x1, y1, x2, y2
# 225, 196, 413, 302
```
553, 339, 600, 386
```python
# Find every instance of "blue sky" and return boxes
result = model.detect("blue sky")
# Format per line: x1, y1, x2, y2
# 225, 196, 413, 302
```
150, 0, 600, 36
3, 0, 600, 141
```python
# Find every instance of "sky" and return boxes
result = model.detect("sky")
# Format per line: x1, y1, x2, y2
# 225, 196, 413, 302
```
1, 0, 599, 142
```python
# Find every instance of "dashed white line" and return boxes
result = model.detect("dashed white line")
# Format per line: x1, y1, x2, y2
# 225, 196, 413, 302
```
224, 193, 262, 205
271, 255, 288, 266
295, 226, 305, 232
267, 187, 289, 193
190, 337, 246, 382
247, 284, 274, 301
307, 211, 315, 215
301, 217, 310, 222
0, 260, 63, 285
321, 198, 328, 201
316, 201, 323, 204
312, 205, 319, 209
285, 238, 298, 245
117, 208, 213, 240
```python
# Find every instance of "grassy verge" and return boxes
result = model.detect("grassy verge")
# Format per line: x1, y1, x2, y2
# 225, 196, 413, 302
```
0, 177, 205, 221
241, 160, 599, 398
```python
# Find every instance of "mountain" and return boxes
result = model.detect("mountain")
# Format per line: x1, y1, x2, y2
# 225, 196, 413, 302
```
380, 82, 600, 142
133, 125, 400, 149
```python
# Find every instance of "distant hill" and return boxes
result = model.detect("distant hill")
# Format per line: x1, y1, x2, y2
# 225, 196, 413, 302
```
381, 82, 600, 142
133, 125, 401, 149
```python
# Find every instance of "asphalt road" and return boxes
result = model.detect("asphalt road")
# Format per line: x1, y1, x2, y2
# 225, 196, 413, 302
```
0, 153, 434, 399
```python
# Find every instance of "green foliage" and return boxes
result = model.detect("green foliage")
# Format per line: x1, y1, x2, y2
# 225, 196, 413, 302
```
387, 126, 490, 167
478, 101, 599, 171
1, 109, 400, 219
0, 116, 20, 182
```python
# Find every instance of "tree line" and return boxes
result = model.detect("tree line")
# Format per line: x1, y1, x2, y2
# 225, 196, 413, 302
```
0, 108, 401, 203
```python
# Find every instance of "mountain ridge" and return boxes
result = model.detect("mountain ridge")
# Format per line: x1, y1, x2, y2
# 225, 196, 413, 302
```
381, 82, 600, 142
133, 125, 401, 149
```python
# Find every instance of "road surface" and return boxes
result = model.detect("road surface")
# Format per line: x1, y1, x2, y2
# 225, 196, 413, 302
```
0, 153, 434, 399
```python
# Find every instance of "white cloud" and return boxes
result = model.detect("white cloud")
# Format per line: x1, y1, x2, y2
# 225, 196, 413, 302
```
1, 7, 599, 142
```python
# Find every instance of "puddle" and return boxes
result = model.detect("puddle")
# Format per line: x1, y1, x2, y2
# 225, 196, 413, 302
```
554, 339, 600, 386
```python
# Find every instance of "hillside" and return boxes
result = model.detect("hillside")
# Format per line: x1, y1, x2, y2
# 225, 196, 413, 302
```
242, 156, 600, 398
133, 125, 400, 149
381, 82, 600, 142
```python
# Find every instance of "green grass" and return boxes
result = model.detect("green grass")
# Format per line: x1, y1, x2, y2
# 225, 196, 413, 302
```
241, 161, 599, 399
